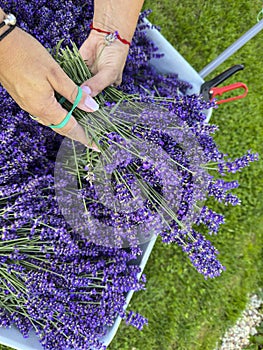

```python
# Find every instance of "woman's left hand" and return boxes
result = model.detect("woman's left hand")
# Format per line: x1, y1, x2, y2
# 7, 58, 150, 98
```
79, 29, 130, 97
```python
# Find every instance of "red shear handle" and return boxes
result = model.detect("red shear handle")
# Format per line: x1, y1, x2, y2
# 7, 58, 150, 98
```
211, 82, 248, 104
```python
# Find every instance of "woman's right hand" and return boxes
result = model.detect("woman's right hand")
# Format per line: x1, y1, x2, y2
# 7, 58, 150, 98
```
0, 22, 100, 150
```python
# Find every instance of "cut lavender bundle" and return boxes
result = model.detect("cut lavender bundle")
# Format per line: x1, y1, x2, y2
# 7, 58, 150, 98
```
0, 65, 148, 350
0, 168, 147, 350
51, 43, 258, 278
0, 241, 146, 350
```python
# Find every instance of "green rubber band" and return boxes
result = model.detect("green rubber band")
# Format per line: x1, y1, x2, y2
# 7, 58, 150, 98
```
49, 86, 83, 129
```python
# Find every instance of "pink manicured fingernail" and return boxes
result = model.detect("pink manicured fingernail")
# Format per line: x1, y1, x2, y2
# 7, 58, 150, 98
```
81, 86, 99, 111
85, 96, 99, 111
82, 86, 92, 95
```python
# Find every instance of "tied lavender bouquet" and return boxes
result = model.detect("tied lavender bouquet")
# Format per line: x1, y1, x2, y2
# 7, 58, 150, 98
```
0, 1, 259, 350
51, 43, 257, 278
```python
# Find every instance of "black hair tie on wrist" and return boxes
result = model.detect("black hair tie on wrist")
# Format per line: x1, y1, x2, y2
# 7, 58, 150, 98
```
0, 13, 16, 42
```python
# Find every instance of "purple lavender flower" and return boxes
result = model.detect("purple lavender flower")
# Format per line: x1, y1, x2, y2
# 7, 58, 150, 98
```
181, 230, 226, 278
218, 150, 259, 174
197, 206, 225, 234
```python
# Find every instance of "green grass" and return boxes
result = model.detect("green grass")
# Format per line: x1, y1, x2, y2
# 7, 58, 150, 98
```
1, 1, 263, 350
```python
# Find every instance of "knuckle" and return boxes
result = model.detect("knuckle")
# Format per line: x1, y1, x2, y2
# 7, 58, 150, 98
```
36, 99, 58, 121
115, 76, 122, 86
48, 65, 65, 85
49, 65, 61, 79
69, 85, 78, 102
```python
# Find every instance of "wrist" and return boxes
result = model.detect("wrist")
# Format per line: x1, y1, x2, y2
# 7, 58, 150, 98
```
0, 12, 17, 42
0, 10, 6, 35
93, 0, 144, 42
89, 22, 131, 46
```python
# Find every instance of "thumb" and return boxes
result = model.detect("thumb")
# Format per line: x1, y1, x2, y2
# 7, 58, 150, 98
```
47, 64, 100, 112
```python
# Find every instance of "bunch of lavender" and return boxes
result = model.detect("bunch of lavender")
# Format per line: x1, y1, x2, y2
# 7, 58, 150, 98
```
51, 44, 258, 279
0, 3, 218, 346
0, 163, 147, 350
0, 49, 148, 349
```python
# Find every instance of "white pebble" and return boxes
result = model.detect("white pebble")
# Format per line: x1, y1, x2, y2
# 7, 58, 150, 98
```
215, 292, 263, 350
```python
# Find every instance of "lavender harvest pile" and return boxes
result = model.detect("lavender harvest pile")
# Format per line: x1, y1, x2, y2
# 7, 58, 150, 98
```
0, 101, 148, 350
0, 1, 258, 349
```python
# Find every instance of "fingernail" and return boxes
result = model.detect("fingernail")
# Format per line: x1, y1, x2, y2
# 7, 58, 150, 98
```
85, 96, 99, 111
81, 86, 99, 111
82, 86, 92, 95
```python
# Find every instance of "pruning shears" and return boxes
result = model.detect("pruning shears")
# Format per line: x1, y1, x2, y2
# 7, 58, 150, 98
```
200, 64, 248, 104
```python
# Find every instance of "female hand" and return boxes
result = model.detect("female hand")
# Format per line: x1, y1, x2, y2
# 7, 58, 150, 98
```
79, 29, 130, 97
79, 0, 144, 96
0, 25, 100, 149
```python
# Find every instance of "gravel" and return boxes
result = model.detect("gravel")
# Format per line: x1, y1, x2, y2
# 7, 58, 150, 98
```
215, 292, 263, 350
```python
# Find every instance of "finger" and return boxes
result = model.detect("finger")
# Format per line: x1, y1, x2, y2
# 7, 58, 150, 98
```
36, 99, 100, 151
81, 69, 122, 97
79, 41, 94, 65
65, 122, 101, 152
47, 64, 99, 112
